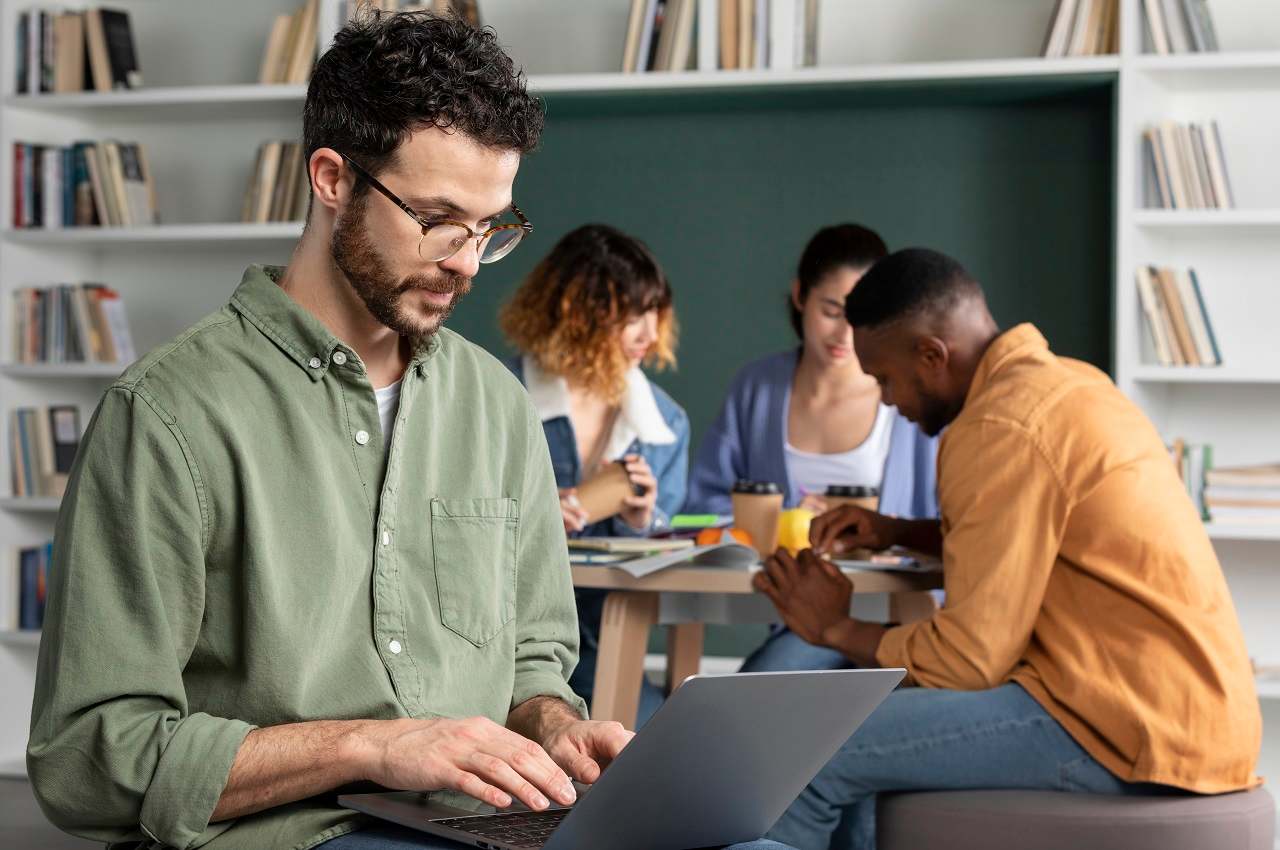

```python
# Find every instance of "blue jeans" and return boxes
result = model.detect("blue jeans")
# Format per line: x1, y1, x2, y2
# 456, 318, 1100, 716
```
739, 626, 854, 673
766, 683, 1176, 850
570, 588, 665, 727
317, 822, 796, 849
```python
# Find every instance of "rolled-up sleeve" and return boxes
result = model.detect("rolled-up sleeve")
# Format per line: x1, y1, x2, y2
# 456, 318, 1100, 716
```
876, 420, 1071, 690
27, 387, 253, 849
509, 403, 588, 717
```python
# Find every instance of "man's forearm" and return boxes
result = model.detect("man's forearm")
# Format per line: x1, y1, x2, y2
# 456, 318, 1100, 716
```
893, 518, 943, 558
821, 618, 889, 668
507, 696, 582, 746
210, 719, 374, 822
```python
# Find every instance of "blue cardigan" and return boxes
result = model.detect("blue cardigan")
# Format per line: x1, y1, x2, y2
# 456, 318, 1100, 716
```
685, 349, 939, 519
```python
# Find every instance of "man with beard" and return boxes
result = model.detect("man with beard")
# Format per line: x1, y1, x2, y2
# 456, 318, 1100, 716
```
28, 13, 796, 850
754, 249, 1261, 850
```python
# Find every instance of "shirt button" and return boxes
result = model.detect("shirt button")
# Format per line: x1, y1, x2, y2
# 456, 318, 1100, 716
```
308, 357, 322, 369
355, 430, 370, 445
332, 350, 347, 366
381, 531, 390, 546
388, 639, 402, 655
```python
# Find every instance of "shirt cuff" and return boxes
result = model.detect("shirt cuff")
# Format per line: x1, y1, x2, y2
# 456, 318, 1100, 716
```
139, 712, 255, 850
874, 621, 919, 680
513, 672, 588, 721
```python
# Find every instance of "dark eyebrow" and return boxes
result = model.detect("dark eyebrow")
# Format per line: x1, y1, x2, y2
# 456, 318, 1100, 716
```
820, 297, 845, 308
404, 195, 510, 222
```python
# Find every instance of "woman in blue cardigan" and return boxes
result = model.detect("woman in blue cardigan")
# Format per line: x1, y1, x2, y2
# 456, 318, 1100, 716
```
685, 224, 938, 672
502, 224, 689, 723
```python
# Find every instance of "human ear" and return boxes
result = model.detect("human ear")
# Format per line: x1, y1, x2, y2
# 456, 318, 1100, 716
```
308, 148, 347, 214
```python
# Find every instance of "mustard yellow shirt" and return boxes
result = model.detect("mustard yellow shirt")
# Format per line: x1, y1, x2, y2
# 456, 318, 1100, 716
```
877, 323, 1261, 793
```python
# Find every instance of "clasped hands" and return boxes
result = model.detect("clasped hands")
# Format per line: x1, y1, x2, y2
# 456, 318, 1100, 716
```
752, 503, 902, 652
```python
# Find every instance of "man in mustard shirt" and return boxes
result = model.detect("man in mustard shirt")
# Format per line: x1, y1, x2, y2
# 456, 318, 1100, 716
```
756, 248, 1261, 850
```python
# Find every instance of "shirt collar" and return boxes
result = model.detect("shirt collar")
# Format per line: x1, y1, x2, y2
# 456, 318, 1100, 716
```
229, 265, 439, 381
966, 323, 1049, 405
522, 355, 677, 452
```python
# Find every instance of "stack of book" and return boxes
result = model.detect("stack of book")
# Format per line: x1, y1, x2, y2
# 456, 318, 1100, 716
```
8, 284, 135, 365
1142, 121, 1234, 210
1146, 120, 1233, 211
623, 0, 818, 73
14, 6, 141, 94
341, 1, 477, 24
258, 0, 321, 85
1041, 0, 1120, 58
1168, 439, 1212, 520
12, 140, 159, 228
1, 541, 53, 632
1135, 266, 1220, 367
241, 142, 309, 224
1204, 464, 1280, 525
1142, 0, 1219, 54
8, 406, 81, 500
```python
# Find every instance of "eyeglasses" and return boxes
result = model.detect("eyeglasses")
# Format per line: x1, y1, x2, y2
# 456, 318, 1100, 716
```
339, 153, 532, 264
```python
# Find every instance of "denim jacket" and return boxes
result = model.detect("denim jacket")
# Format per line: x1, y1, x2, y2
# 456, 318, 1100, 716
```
508, 355, 690, 536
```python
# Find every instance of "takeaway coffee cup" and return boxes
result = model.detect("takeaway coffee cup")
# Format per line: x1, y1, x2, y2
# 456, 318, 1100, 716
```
731, 480, 784, 558
576, 460, 635, 524
824, 485, 880, 512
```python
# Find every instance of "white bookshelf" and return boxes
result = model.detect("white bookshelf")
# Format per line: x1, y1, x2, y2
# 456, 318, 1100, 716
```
0, 0, 1274, 836
2, 222, 305, 245
0, 498, 61, 513
0, 630, 39, 647
1114, 4, 1280, 839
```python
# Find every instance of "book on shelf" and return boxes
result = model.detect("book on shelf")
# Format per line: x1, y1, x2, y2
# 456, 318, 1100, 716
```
1041, 0, 1120, 58
1204, 463, 1280, 525
1142, 121, 1234, 210
8, 284, 135, 366
8, 406, 81, 500
1167, 438, 1212, 520
623, 0, 816, 73
241, 142, 309, 224
1134, 265, 1220, 368
11, 141, 158, 229
1, 540, 53, 632
259, 0, 321, 85
14, 6, 141, 95
1142, 0, 1219, 55
340, 1, 479, 25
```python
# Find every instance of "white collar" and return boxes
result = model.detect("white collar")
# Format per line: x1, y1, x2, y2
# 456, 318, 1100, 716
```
522, 355, 677, 459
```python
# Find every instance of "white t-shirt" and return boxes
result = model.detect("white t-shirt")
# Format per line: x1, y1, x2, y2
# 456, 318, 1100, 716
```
784, 402, 893, 498
374, 379, 402, 455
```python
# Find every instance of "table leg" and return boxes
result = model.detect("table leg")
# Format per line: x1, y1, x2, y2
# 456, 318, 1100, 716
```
591, 590, 659, 730
665, 623, 705, 694
889, 590, 939, 624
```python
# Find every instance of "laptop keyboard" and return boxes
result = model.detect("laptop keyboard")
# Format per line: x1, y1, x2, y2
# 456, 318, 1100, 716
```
435, 808, 571, 849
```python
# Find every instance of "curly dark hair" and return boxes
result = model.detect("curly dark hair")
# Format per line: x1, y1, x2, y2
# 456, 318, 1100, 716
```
303, 10, 544, 188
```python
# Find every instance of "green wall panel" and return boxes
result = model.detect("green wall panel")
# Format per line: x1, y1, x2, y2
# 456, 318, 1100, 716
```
443, 81, 1115, 660
451, 83, 1115, 455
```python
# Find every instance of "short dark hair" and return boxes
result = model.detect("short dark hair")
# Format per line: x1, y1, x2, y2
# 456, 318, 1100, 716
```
790, 224, 888, 337
303, 11, 544, 186
844, 248, 983, 329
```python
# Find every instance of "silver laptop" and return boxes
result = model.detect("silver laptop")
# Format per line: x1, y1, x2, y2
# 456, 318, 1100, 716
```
340, 668, 904, 850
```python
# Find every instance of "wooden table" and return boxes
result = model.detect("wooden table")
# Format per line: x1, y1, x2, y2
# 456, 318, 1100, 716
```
571, 565, 943, 729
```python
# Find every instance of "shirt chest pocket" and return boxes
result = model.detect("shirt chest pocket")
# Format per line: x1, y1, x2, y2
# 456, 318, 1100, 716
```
430, 497, 518, 647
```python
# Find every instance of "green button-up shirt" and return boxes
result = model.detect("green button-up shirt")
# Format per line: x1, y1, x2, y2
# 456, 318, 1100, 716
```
28, 266, 585, 850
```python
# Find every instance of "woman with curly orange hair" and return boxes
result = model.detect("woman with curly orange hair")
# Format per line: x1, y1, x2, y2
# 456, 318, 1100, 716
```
502, 223, 689, 723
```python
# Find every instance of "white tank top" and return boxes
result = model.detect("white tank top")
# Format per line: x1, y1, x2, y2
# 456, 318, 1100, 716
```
784, 403, 893, 498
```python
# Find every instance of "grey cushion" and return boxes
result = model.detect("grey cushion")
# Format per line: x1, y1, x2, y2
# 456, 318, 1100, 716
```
877, 788, 1275, 850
